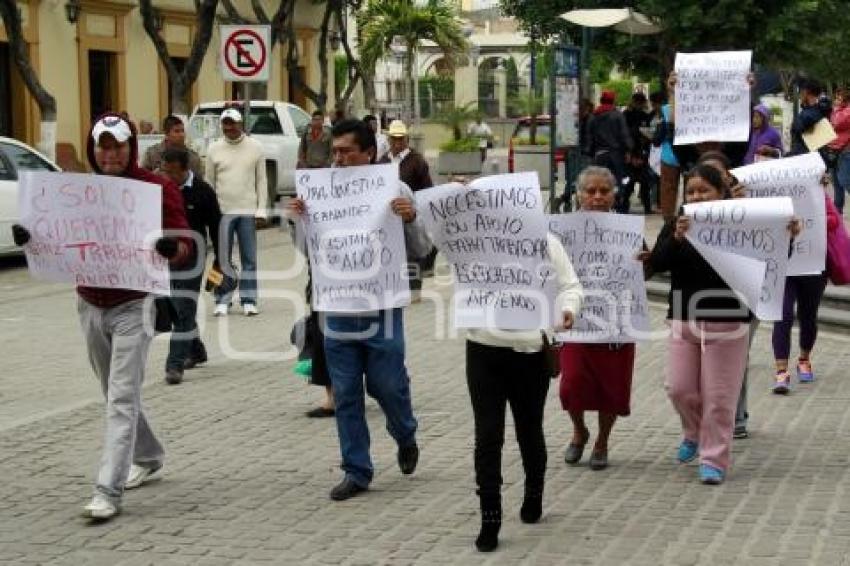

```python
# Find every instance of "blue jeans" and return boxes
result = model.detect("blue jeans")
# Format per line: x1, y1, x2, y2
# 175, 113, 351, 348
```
322, 308, 418, 487
165, 269, 206, 371
216, 215, 257, 306
832, 152, 850, 212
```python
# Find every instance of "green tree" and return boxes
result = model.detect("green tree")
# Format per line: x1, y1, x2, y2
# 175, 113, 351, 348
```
358, 0, 468, 125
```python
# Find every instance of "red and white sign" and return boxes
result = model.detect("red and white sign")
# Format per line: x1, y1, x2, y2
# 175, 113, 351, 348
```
220, 25, 270, 82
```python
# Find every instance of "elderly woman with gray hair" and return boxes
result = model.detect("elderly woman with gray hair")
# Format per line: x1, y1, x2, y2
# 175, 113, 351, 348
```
559, 166, 639, 471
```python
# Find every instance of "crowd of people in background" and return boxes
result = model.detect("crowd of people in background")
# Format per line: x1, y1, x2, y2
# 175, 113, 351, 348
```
9, 69, 850, 556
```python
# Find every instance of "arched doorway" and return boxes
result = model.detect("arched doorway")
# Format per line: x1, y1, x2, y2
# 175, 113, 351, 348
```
477, 57, 500, 118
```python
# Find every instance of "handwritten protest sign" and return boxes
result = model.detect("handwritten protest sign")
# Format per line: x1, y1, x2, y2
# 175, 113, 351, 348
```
296, 163, 409, 312
732, 153, 827, 275
549, 213, 649, 342
17, 172, 169, 294
415, 173, 556, 330
674, 51, 752, 145
684, 197, 793, 320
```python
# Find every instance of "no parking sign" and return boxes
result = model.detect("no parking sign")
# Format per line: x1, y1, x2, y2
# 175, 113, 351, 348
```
219, 25, 270, 82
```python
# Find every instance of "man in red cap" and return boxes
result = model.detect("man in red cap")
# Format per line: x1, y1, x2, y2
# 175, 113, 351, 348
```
583, 90, 633, 209
12, 113, 193, 521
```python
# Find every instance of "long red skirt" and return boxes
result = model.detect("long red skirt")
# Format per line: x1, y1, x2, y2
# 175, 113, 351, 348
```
559, 343, 635, 416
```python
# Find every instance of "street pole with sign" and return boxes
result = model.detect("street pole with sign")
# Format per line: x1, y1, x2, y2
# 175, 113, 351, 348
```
219, 25, 271, 132
550, 43, 581, 212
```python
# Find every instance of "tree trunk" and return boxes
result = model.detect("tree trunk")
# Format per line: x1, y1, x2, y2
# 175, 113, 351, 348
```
140, 0, 218, 118
0, 0, 57, 159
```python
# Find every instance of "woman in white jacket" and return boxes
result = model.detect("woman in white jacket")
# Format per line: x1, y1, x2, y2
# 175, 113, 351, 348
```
466, 234, 582, 552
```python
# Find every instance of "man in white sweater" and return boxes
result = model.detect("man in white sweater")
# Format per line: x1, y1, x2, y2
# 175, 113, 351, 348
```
205, 108, 268, 316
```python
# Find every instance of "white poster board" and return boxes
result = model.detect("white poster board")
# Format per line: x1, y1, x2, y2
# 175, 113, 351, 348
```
555, 77, 580, 147
17, 172, 169, 294
296, 163, 409, 312
549, 213, 649, 342
415, 172, 556, 329
731, 152, 827, 275
684, 197, 793, 320
674, 51, 752, 145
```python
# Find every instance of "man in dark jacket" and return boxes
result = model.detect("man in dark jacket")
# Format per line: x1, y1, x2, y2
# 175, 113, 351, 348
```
623, 92, 654, 214
383, 119, 434, 298
790, 78, 831, 156
12, 114, 192, 521
160, 147, 223, 385
584, 90, 633, 202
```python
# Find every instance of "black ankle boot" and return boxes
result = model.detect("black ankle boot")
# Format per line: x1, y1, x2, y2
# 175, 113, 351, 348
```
520, 484, 543, 524
475, 493, 501, 552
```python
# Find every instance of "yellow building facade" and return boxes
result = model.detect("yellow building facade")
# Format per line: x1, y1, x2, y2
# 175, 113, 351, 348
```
0, 0, 331, 167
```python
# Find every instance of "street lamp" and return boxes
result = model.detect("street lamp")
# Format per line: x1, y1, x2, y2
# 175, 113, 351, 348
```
64, 0, 80, 23
329, 30, 341, 52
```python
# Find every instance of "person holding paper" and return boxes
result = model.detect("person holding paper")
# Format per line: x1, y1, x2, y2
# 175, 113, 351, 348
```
771, 189, 839, 393
828, 88, 850, 212
287, 119, 428, 502
560, 166, 638, 471
789, 79, 832, 156
12, 114, 193, 520
649, 164, 751, 486
465, 231, 582, 552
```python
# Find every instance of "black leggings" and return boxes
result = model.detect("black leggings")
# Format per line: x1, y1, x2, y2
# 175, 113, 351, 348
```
466, 341, 550, 497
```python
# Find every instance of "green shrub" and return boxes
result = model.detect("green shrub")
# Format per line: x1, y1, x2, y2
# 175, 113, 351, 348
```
512, 135, 549, 146
599, 80, 634, 106
439, 137, 480, 152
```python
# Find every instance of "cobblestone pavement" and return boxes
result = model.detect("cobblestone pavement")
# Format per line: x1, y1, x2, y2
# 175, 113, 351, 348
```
2, 228, 850, 566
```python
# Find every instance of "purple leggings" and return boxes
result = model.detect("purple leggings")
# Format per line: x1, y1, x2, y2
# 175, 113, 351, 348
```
771, 274, 828, 360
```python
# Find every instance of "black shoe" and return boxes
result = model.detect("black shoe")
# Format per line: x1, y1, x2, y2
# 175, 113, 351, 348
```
589, 449, 609, 471
305, 406, 335, 418
165, 368, 183, 385
398, 443, 419, 475
475, 497, 501, 552
329, 478, 367, 501
520, 485, 543, 524
183, 343, 208, 370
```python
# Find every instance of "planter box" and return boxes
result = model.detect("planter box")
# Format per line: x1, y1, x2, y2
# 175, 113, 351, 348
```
438, 151, 482, 176
513, 145, 552, 189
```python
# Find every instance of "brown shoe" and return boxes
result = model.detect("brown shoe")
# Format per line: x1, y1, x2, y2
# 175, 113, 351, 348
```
305, 406, 335, 418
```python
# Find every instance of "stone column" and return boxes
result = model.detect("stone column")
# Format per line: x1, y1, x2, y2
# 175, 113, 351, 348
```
494, 67, 507, 119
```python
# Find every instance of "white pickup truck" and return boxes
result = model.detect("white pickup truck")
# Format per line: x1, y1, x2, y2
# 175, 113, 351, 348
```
138, 101, 312, 210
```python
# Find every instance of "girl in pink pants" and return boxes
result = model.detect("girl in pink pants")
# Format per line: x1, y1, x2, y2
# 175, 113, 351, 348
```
649, 163, 752, 485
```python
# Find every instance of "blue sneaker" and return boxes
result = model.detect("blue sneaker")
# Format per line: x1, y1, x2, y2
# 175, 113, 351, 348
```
772, 370, 791, 394
677, 439, 698, 463
797, 359, 815, 383
699, 464, 724, 485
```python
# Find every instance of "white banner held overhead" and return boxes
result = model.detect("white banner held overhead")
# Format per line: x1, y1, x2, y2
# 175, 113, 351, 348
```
731, 152, 827, 275
549, 212, 649, 342
684, 197, 793, 320
415, 173, 557, 330
17, 172, 169, 294
296, 163, 409, 312
674, 50, 752, 145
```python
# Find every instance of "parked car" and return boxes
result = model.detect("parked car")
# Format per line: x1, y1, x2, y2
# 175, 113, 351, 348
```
0, 137, 60, 256
190, 101, 312, 208
507, 115, 566, 173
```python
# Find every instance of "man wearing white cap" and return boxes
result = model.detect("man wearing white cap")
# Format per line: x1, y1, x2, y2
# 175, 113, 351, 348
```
205, 107, 268, 316
12, 113, 194, 520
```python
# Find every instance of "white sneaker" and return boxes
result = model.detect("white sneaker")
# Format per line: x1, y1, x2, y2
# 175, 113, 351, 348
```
82, 494, 120, 520
243, 304, 259, 316
213, 304, 229, 317
125, 463, 162, 490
